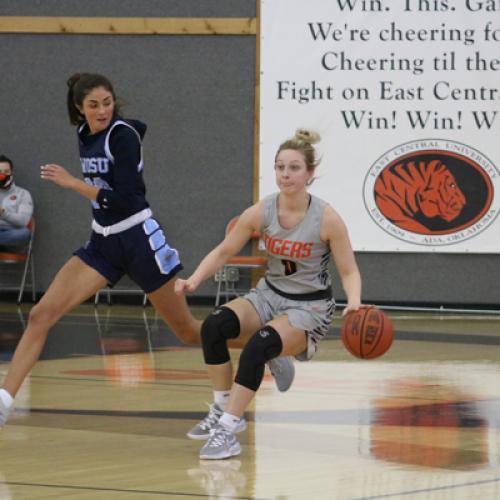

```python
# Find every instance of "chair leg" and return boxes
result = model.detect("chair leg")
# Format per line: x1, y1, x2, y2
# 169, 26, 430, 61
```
17, 306, 26, 330
143, 293, 148, 307
215, 270, 223, 306
224, 273, 230, 304
17, 256, 31, 305
30, 255, 36, 301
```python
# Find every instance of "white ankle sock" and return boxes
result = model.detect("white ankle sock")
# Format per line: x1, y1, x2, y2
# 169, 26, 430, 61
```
213, 390, 230, 411
0, 389, 14, 408
219, 412, 242, 433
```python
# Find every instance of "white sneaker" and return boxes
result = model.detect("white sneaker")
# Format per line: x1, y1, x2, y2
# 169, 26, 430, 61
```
187, 403, 247, 440
199, 424, 241, 460
268, 356, 295, 392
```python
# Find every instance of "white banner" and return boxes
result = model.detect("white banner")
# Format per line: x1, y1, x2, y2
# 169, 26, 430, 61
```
259, 0, 500, 252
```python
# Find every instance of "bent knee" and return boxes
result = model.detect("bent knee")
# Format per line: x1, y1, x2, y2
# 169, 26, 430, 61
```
201, 307, 240, 343
201, 307, 241, 364
235, 326, 283, 391
28, 304, 61, 330
173, 318, 202, 345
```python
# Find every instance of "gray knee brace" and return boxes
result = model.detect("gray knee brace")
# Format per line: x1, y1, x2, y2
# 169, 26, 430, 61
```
201, 307, 241, 365
235, 325, 283, 391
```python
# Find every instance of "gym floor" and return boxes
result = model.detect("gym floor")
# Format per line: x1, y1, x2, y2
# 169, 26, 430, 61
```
1, 300, 500, 499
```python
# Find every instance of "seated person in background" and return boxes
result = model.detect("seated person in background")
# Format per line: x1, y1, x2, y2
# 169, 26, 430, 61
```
0, 155, 34, 252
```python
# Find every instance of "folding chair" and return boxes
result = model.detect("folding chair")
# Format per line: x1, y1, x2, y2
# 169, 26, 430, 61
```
215, 216, 267, 306
0, 218, 36, 304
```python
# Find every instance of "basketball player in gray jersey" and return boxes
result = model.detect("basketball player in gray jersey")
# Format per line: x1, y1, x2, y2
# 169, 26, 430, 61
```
262, 192, 331, 295
175, 129, 363, 459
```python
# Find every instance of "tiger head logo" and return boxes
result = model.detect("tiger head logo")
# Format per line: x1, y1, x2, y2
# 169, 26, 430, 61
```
364, 140, 498, 246
374, 159, 466, 234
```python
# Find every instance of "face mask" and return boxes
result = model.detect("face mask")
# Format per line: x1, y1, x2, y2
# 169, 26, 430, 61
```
0, 173, 13, 189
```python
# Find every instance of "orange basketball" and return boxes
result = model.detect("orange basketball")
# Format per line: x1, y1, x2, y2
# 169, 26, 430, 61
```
341, 307, 393, 359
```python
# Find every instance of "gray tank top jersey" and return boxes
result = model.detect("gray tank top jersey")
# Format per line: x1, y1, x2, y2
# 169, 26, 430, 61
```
261, 193, 331, 294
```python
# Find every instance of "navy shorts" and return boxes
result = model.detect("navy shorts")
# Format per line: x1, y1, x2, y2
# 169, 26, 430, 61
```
74, 217, 182, 294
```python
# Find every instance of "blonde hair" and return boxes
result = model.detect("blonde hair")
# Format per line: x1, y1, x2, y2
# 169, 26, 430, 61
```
275, 128, 321, 173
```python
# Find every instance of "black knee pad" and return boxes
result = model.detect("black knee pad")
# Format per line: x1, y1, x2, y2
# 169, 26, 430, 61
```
235, 325, 283, 392
201, 307, 241, 365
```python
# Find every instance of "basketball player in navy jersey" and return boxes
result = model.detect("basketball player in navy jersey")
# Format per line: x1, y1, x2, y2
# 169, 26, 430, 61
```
0, 74, 199, 425
0, 73, 293, 427
176, 129, 363, 459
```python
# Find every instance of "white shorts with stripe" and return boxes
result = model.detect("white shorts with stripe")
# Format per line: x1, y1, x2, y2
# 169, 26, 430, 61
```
244, 278, 335, 361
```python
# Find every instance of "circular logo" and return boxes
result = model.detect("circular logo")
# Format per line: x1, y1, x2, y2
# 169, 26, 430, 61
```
363, 139, 500, 246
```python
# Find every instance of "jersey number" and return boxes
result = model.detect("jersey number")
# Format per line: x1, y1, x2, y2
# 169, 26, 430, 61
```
281, 259, 297, 276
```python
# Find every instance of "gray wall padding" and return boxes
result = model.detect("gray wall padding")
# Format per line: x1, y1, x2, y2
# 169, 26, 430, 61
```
0, 3, 498, 307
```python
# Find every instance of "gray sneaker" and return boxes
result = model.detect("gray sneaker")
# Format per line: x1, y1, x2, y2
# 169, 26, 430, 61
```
268, 356, 295, 392
187, 404, 247, 440
199, 424, 241, 460
0, 398, 11, 428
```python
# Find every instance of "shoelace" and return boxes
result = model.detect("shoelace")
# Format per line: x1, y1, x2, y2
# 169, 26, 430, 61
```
200, 404, 222, 430
208, 426, 231, 447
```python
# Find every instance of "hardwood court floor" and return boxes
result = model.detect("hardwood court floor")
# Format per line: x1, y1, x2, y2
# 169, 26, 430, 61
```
0, 301, 500, 499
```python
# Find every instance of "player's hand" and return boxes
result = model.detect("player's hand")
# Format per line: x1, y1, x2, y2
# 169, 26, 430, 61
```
40, 164, 77, 189
341, 302, 368, 317
174, 277, 199, 295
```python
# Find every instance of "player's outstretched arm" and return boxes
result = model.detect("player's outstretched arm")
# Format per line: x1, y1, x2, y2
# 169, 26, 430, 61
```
175, 203, 264, 295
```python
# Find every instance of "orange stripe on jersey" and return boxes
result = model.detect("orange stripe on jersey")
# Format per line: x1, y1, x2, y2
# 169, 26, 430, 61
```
263, 233, 313, 258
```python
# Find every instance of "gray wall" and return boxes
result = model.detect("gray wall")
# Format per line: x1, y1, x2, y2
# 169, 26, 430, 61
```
1, 1, 498, 307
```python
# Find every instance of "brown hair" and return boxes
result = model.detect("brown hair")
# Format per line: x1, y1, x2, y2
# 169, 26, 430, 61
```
66, 73, 120, 125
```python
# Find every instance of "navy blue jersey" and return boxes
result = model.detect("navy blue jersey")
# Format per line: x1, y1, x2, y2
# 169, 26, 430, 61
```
78, 116, 149, 226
